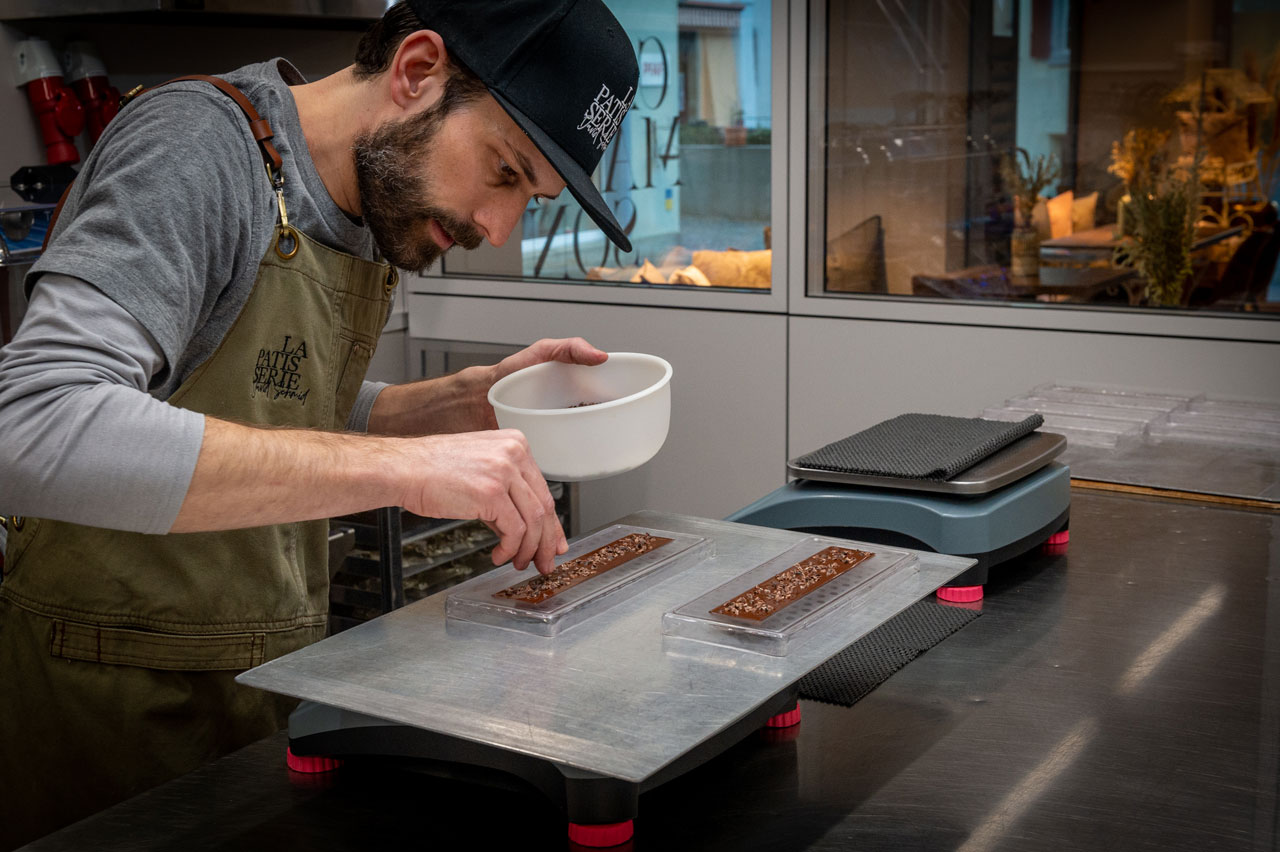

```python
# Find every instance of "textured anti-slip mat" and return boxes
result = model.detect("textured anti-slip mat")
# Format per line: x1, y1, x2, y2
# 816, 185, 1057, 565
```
797, 599, 982, 707
793, 413, 1044, 480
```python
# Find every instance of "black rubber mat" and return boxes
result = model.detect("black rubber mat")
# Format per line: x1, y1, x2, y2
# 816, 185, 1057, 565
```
798, 599, 982, 707
793, 413, 1044, 480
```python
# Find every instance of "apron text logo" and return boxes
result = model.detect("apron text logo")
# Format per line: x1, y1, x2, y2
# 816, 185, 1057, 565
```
253, 335, 311, 405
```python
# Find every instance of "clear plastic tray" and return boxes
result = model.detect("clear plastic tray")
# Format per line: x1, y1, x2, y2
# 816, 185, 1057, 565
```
445, 524, 711, 637
1159, 410, 1280, 434
661, 537, 917, 656
1031, 382, 1198, 411
1188, 398, 1280, 424
1149, 411, 1280, 449
1001, 396, 1166, 424
983, 407, 1143, 449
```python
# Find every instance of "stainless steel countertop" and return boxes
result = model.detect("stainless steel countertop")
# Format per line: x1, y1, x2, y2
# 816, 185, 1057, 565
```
1064, 438, 1280, 502
22, 491, 1280, 852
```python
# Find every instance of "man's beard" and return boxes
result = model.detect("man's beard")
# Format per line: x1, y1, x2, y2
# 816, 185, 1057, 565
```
353, 102, 484, 271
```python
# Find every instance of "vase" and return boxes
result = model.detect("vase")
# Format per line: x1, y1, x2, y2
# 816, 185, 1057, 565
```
1010, 225, 1040, 277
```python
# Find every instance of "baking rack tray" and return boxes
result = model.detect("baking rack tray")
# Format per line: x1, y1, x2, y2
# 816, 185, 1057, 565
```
446, 524, 711, 636
662, 537, 916, 656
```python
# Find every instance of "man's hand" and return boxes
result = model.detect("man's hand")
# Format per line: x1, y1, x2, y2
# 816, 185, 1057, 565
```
367, 337, 608, 437
478, 337, 609, 429
397, 429, 567, 573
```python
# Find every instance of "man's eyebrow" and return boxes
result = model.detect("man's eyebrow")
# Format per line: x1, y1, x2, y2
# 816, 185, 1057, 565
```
511, 145, 539, 189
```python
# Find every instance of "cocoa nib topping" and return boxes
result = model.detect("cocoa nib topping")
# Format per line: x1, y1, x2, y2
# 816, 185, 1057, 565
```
494, 532, 672, 603
711, 546, 874, 622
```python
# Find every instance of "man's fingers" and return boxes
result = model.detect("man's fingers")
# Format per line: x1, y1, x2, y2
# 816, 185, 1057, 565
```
408, 430, 567, 573
497, 428, 565, 574
550, 337, 608, 366
506, 477, 546, 572
496, 338, 608, 380
533, 507, 565, 574
487, 499, 527, 568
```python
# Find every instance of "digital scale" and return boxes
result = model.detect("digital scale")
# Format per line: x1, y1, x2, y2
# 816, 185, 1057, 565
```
730, 430, 1071, 601
237, 431, 1069, 847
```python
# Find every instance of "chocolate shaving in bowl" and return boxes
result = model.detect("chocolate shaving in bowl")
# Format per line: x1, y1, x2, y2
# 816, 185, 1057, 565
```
711, 546, 874, 622
494, 532, 672, 603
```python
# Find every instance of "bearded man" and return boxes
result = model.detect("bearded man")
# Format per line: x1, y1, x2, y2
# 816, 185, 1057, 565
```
0, 0, 638, 846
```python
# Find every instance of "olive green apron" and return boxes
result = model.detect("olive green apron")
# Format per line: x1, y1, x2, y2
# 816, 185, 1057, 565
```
0, 84, 396, 846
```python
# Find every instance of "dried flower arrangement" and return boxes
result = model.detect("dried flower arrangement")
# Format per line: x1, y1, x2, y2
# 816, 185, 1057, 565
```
1108, 128, 1172, 190
999, 149, 1061, 276
1109, 128, 1200, 307
1000, 148, 1061, 227
1119, 179, 1196, 307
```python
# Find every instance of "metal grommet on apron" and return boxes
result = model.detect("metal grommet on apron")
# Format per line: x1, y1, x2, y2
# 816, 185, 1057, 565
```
275, 225, 299, 260
384, 267, 398, 296
10, 517, 23, 532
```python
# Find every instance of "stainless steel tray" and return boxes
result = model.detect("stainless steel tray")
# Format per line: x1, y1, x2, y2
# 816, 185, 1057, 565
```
787, 430, 1066, 495
237, 512, 975, 784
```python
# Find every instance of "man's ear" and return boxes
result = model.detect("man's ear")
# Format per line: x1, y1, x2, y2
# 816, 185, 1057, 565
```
387, 29, 451, 111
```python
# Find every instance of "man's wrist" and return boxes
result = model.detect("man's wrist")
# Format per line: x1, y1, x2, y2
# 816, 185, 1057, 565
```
345, 432, 414, 510
367, 366, 497, 437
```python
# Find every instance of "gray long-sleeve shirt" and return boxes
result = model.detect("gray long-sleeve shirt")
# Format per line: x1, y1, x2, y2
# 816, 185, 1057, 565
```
0, 274, 385, 535
0, 59, 389, 537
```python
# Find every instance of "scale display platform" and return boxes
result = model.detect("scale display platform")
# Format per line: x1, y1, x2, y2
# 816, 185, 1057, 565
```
732, 433, 1072, 600
237, 511, 974, 846
787, 430, 1066, 494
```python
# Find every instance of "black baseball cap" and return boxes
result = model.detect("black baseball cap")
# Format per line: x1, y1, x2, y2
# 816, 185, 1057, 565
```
406, 0, 639, 252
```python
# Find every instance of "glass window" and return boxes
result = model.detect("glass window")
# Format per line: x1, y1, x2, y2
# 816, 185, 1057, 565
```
439, 0, 774, 292
808, 0, 1280, 314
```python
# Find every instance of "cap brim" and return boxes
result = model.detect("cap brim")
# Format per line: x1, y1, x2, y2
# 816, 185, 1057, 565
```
490, 89, 633, 255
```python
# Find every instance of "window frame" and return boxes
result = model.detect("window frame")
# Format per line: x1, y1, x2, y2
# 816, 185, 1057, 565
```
408, 0, 790, 318
786, 0, 1280, 345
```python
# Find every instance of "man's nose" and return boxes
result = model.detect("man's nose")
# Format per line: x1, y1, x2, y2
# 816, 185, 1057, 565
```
475, 196, 528, 248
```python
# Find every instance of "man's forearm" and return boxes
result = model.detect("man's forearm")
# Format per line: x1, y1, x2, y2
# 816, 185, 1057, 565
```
365, 365, 496, 436
170, 417, 406, 532
365, 338, 610, 438
171, 415, 569, 573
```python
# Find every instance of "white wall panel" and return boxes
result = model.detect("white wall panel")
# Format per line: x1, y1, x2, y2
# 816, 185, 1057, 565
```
410, 294, 789, 530
788, 315, 1280, 457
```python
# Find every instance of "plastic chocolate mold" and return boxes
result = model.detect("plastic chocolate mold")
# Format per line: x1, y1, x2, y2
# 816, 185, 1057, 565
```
662, 537, 917, 656
446, 524, 711, 637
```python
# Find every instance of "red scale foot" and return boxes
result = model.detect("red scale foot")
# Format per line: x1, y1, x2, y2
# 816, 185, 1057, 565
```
766, 704, 802, 728
937, 585, 983, 603
568, 820, 634, 847
1042, 529, 1070, 555
285, 747, 342, 774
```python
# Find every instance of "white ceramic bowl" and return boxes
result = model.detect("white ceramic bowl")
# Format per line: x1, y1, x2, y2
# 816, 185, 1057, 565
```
487, 352, 672, 481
